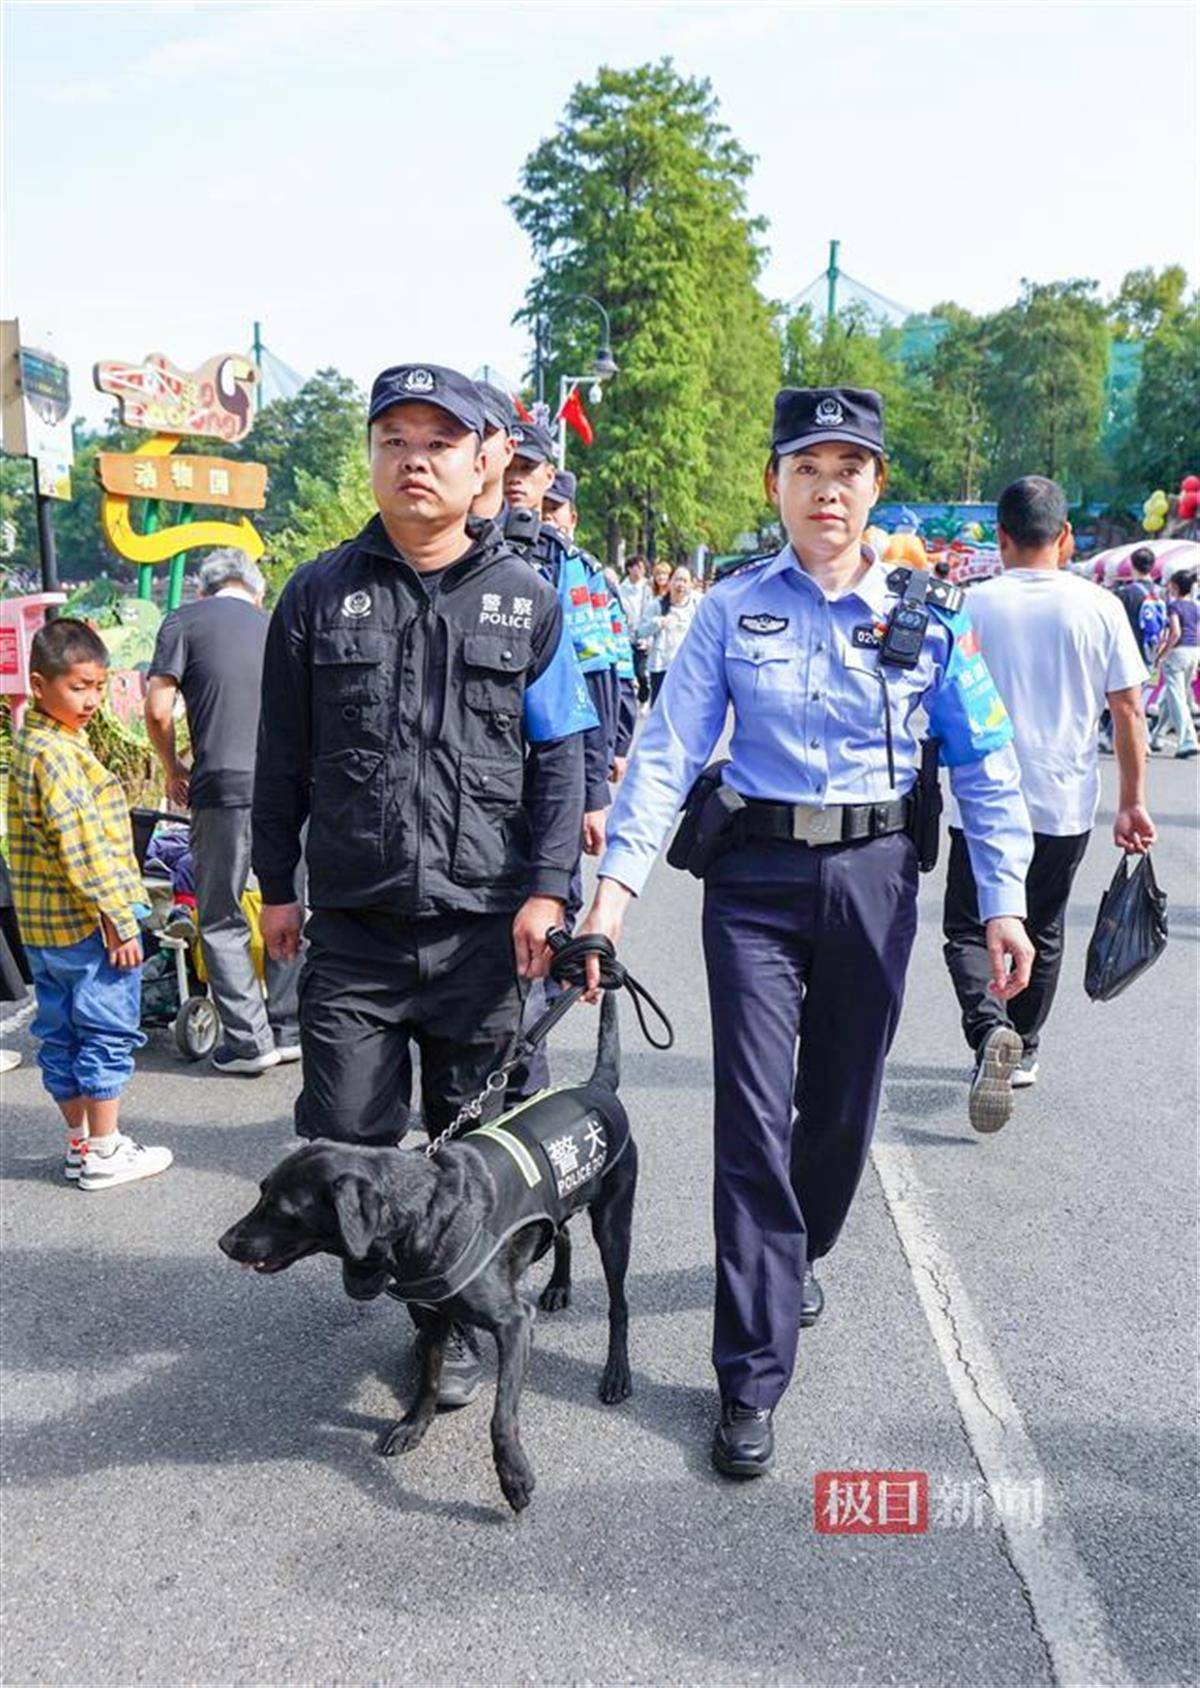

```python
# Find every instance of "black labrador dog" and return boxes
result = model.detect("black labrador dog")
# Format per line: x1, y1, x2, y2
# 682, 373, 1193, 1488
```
218, 992, 636, 1512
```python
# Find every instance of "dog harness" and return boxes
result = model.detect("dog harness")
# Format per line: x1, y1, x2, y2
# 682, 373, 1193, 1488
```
388, 1087, 631, 1307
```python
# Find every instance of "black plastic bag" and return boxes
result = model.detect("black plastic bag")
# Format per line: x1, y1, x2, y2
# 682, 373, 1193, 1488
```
1084, 853, 1168, 1002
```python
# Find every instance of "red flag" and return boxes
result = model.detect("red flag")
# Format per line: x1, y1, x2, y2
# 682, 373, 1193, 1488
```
513, 393, 533, 422
559, 386, 594, 446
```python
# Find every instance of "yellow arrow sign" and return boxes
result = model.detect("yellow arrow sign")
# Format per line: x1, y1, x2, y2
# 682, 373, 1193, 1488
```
99, 433, 264, 565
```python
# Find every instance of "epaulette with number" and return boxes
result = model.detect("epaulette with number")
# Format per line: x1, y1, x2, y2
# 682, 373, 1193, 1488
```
711, 551, 773, 585
885, 565, 965, 615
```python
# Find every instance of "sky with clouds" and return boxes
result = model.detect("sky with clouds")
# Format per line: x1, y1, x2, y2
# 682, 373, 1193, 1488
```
3, 1, 1194, 426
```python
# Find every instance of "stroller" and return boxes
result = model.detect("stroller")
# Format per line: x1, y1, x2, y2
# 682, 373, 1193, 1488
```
129, 808, 221, 1061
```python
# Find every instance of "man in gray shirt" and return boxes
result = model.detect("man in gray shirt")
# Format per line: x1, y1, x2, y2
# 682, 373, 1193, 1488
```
146, 549, 301, 1074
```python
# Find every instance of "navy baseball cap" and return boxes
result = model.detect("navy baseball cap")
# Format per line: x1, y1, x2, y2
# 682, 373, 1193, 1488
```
544, 469, 577, 506
773, 387, 887, 458
510, 420, 557, 464
368, 364, 486, 435
476, 381, 517, 436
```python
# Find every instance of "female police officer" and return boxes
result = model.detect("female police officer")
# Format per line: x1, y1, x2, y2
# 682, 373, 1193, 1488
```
579, 388, 1035, 1477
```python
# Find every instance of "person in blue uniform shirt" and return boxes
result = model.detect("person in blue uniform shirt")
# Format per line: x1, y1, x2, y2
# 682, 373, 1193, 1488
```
578, 388, 1035, 1478
543, 470, 636, 779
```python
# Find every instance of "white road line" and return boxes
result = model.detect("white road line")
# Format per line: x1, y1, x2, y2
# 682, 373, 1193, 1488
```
871, 1134, 1131, 1688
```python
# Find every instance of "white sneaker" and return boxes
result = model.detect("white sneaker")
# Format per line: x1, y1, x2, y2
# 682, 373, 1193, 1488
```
1011, 1052, 1039, 1090
273, 1042, 302, 1064
78, 1134, 173, 1191
65, 1136, 86, 1181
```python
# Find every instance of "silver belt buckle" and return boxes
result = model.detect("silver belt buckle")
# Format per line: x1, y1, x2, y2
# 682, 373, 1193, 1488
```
790, 803, 841, 846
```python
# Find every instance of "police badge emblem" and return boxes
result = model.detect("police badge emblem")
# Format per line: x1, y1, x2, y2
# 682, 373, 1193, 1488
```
342, 590, 372, 618
815, 397, 845, 427
402, 368, 435, 393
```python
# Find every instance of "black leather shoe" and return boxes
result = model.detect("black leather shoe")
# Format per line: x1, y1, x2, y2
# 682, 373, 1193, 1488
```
436, 1323, 483, 1410
800, 1266, 824, 1327
712, 1402, 774, 1478
342, 1259, 389, 1302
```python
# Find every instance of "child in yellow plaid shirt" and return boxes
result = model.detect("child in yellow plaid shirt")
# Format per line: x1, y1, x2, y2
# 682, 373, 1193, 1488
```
7, 620, 173, 1190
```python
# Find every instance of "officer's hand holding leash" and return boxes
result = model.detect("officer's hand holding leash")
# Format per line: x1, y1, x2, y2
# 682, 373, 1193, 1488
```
578, 877, 634, 1002
512, 894, 566, 980
261, 901, 303, 963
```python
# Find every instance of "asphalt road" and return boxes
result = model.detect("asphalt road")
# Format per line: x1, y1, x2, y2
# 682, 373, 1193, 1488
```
1, 755, 1195, 1686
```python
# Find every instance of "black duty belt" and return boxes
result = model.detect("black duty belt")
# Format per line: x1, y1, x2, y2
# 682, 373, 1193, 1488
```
741, 795, 911, 848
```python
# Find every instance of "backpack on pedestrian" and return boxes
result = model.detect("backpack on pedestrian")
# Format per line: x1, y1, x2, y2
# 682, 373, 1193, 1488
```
1137, 591, 1168, 663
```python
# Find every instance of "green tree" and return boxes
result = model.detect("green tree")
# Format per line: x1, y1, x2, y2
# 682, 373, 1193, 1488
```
980, 280, 1109, 496
1108, 264, 1189, 340
264, 448, 374, 598
1117, 295, 1200, 493
239, 369, 367, 537
510, 60, 779, 558
899, 304, 990, 501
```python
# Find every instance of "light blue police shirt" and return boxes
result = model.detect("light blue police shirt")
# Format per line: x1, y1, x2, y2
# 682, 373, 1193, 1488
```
600, 544, 1033, 919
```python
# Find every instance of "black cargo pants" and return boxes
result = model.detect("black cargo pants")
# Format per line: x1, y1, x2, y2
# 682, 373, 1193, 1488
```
295, 907, 525, 1146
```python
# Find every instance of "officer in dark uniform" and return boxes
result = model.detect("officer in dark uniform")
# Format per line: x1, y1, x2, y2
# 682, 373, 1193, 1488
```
579, 388, 1036, 1477
503, 423, 615, 849
497, 428, 617, 1101
253, 364, 595, 1403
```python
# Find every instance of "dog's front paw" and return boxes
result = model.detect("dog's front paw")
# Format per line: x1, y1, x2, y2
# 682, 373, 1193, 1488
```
498, 1455, 536, 1513
538, 1282, 571, 1314
599, 1353, 632, 1404
379, 1416, 427, 1457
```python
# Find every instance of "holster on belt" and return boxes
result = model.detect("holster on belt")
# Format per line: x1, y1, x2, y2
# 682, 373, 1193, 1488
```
909, 736, 943, 873
667, 759, 744, 880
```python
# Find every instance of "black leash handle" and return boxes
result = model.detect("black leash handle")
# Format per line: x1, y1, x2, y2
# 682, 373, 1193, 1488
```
542, 928, 675, 1051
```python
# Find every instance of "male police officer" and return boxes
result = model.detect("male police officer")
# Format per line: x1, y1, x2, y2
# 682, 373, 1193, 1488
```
253, 365, 594, 1398
503, 423, 614, 856
471, 381, 519, 523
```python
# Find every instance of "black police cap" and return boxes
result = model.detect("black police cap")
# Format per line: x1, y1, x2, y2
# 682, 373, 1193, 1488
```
544, 469, 577, 506
773, 387, 887, 458
476, 381, 517, 436
368, 364, 486, 435
510, 420, 557, 464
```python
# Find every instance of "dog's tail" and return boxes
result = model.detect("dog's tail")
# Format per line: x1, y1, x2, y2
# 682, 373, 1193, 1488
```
589, 988, 621, 1093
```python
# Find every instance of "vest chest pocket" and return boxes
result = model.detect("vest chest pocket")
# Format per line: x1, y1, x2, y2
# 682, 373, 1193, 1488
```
452, 753, 531, 886
312, 629, 389, 750
462, 632, 530, 736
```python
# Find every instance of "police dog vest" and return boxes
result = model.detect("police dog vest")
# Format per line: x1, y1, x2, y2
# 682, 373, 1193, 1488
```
387, 1088, 631, 1306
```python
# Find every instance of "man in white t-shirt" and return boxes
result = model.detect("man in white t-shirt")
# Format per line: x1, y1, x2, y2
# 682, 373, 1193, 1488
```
944, 476, 1156, 1132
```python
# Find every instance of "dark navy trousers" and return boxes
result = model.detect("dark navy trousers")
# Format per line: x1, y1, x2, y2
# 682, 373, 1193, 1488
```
702, 833, 919, 1410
